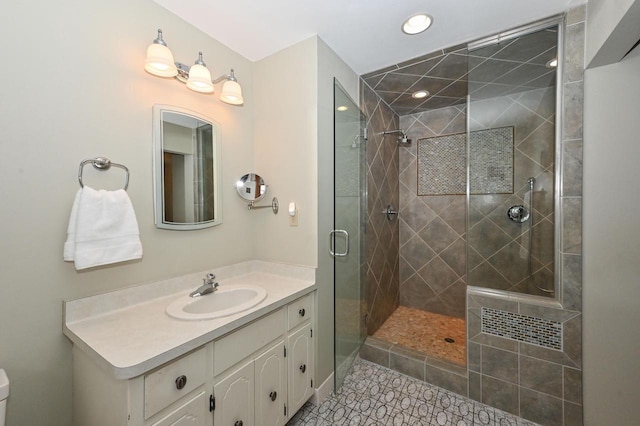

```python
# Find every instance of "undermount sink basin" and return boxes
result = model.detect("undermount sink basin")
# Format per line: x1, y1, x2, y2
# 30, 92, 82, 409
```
166, 285, 267, 320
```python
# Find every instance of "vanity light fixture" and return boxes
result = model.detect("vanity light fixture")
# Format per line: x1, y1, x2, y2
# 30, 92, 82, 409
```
402, 13, 433, 35
186, 52, 214, 93
411, 90, 429, 99
144, 29, 177, 77
145, 29, 244, 105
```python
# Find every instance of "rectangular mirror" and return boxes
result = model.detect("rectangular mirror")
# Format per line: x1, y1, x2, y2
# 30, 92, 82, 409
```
153, 104, 222, 230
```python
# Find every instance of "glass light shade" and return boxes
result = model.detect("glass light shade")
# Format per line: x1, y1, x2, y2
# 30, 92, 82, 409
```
145, 43, 178, 77
186, 64, 214, 93
220, 80, 244, 105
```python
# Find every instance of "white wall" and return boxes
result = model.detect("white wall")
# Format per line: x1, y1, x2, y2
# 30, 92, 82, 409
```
253, 37, 319, 267
253, 36, 359, 386
583, 46, 640, 425
586, 0, 640, 67
0, 1, 255, 424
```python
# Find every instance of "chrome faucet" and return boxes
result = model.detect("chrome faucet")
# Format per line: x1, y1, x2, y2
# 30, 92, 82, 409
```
189, 273, 219, 297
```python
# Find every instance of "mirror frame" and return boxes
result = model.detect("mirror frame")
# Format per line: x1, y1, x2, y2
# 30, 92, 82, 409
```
152, 104, 222, 230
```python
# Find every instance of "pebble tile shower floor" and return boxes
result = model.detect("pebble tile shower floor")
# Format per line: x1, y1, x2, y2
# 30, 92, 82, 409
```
372, 307, 466, 366
287, 358, 538, 426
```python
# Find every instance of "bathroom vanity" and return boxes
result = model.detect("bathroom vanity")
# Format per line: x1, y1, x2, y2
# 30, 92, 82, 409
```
63, 261, 316, 426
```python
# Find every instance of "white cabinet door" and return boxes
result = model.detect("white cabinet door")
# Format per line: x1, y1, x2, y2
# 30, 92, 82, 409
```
214, 360, 254, 426
150, 390, 209, 426
287, 323, 314, 415
254, 341, 286, 426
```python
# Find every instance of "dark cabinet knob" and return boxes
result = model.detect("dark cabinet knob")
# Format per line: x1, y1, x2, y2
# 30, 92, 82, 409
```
299, 364, 306, 373
298, 308, 305, 317
175, 375, 187, 390
269, 391, 277, 401
235, 421, 243, 426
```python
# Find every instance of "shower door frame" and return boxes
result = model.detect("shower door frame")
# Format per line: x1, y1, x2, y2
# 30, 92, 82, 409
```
332, 79, 368, 390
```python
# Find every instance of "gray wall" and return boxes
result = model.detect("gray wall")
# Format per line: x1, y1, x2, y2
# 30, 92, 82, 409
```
399, 106, 467, 318
583, 40, 640, 426
360, 81, 400, 334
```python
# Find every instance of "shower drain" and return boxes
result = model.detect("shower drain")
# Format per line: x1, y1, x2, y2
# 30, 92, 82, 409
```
444, 337, 456, 344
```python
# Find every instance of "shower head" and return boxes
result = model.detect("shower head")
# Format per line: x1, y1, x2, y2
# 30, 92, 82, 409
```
382, 129, 412, 146
398, 134, 412, 145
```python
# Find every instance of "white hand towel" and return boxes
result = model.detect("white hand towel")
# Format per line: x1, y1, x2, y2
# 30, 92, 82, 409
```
64, 186, 143, 270
63, 189, 82, 262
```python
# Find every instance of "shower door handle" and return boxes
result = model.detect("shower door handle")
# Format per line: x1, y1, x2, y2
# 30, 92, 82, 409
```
329, 230, 349, 257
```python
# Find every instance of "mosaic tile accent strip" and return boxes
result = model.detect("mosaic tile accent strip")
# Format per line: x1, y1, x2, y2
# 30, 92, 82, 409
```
417, 126, 513, 196
481, 307, 562, 350
417, 133, 466, 195
469, 126, 514, 194
286, 357, 539, 426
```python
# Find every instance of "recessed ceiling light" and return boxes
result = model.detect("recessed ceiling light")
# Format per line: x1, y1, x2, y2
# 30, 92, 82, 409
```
402, 13, 433, 35
412, 90, 429, 99
337, 105, 348, 112
546, 58, 558, 68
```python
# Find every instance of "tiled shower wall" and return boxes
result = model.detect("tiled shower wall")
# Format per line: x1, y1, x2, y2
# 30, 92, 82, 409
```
467, 8, 585, 426
360, 81, 400, 334
467, 86, 556, 296
398, 106, 468, 319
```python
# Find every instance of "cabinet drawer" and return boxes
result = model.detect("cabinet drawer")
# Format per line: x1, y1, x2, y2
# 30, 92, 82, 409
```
287, 293, 313, 330
144, 347, 207, 419
214, 308, 285, 376
150, 389, 208, 426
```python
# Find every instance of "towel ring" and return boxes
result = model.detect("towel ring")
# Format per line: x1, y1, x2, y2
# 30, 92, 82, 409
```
78, 157, 130, 190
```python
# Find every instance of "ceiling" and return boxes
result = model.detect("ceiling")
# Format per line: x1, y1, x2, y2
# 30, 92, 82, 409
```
363, 27, 558, 116
153, 0, 584, 75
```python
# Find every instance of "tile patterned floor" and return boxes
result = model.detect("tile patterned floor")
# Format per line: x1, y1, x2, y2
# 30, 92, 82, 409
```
287, 358, 538, 426
372, 307, 467, 366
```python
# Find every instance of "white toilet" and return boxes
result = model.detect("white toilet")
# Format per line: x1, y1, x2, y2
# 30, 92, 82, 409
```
0, 369, 8, 426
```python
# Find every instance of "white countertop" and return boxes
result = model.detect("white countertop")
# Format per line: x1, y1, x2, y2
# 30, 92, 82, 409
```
63, 261, 316, 380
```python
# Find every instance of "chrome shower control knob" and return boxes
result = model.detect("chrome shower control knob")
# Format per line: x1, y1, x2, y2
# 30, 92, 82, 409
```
507, 205, 530, 223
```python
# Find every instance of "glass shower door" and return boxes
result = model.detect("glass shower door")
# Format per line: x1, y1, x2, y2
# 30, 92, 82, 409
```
333, 80, 367, 389
466, 23, 559, 297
